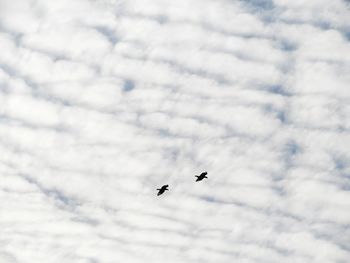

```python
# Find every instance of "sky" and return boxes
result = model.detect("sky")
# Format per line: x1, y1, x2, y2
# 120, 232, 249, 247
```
0, 0, 350, 262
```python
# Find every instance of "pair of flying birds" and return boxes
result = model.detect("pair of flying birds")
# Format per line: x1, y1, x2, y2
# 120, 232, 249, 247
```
157, 171, 208, 196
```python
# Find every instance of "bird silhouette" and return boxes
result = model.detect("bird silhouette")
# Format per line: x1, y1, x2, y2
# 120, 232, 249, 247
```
157, 185, 169, 196
195, 172, 208, 182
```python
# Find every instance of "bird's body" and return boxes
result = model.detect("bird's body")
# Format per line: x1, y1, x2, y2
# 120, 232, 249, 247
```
157, 185, 169, 196
195, 172, 208, 182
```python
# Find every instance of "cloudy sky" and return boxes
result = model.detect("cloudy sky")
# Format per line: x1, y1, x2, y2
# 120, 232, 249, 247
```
0, 0, 350, 262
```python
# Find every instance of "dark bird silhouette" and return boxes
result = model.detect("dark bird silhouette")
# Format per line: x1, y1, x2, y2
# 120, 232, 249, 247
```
195, 172, 208, 182
157, 185, 169, 196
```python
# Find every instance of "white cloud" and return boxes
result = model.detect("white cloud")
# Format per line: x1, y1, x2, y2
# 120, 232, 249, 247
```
0, 0, 349, 262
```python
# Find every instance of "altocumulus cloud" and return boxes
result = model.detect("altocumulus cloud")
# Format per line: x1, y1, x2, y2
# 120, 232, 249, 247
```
0, 0, 350, 262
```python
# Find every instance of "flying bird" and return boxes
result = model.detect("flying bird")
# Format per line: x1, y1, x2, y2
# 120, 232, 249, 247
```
157, 185, 169, 196
195, 172, 208, 182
